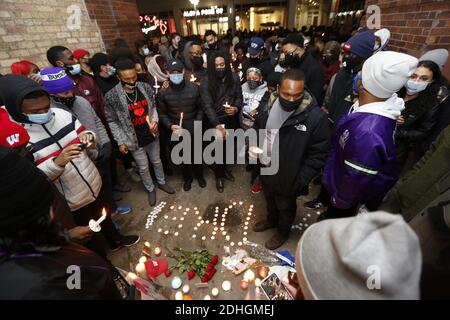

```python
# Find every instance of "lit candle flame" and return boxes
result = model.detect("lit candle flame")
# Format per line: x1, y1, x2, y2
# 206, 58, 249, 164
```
190, 74, 197, 82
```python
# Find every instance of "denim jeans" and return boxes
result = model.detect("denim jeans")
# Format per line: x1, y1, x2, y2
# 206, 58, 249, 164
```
131, 139, 165, 193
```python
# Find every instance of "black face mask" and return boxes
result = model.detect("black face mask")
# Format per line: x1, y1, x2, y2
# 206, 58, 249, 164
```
215, 68, 226, 79
322, 55, 335, 65
191, 55, 204, 68
121, 79, 137, 90
207, 42, 218, 51
279, 52, 300, 68
250, 56, 261, 63
342, 54, 363, 74
279, 95, 303, 112
247, 80, 260, 90
53, 95, 76, 108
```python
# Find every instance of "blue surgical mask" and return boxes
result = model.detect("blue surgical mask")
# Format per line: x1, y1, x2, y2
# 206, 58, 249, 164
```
68, 64, 81, 75
169, 73, 184, 85
108, 66, 116, 76
25, 109, 53, 124
143, 48, 150, 56
405, 79, 429, 95
352, 72, 363, 95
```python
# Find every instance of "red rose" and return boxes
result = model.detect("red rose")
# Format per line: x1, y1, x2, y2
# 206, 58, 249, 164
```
187, 270, 196, 280
201, 275, 208, 283
206, 268, 217, 281
164, 269, 171, 277
210, 255, 219, 265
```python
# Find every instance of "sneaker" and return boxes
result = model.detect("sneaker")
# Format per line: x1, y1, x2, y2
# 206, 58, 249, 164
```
148, 190, 156, 206
120, 235, 140, 247
265, 233, 289, 250
113, 204, 132, 215
127, 168, 141, 182
251, 183, 262, 194
157, 183, 175, 194
304, 198, 325, 209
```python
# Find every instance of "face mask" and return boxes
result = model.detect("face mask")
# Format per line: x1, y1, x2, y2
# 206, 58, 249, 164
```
53, 95, 76, 108
215, 68, 226, 79
143, 48, 150, 56
169, 73, 184, 85
247, 80, 260, 90
405, 80, 429, 95
279, 95, 303, 112
121, 80, 137, 90
207, 42, 217, 51
322, 55, 335, 65
108, 66, 116, 76
279, 52, 300, 68
67, 64, 81, 75
25, 109, 53, 124
191, 55, 204, 68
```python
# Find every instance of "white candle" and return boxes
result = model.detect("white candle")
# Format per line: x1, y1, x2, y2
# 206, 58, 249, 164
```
222, 281, 231, 292
211, 287, 219, 297
244, 269, 256, 282
204, 294, 211, 300
175, 291, 183, 300
135, 262, 146, 278
139, 256, 147, 264
179, 112, 184, 128
182, 284, 190, 294
190, 74, 197, 82
96, 208, 107, 226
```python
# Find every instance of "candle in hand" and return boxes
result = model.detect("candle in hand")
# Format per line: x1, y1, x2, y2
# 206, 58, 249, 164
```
96, 208, 107, 226
179, 112, 184, 128
153, 76, 160, 88
190, 74, 197, 82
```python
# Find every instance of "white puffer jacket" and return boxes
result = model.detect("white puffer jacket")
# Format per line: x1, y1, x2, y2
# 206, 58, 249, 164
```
23, 108, 102, 211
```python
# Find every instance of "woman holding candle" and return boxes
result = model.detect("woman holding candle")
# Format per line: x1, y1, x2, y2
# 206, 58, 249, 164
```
156, 59, 206, 191
200, 52, 243, 193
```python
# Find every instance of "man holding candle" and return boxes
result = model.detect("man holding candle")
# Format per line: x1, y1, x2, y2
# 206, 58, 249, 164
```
156, 60, 206, 191
105, 58, 175, 206
183, 40, 208, 86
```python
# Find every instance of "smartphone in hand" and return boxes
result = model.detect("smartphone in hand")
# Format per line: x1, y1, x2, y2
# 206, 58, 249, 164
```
260, 272, 294, 300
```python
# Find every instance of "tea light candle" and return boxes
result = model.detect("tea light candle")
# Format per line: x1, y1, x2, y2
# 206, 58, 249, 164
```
244, 269, 255, 282
233, 202, 237, 206
238, 242, 243, 246
170, 205, 175, 210
194, 227, 198, 231
164, 215, 169, 219
180, 217, 185, 221
178, 224, 183, 229
192, 234, 196, 238
171, 276, 182, 290
135, 262, 146, 278
174, 232, 179, 237
164, 230, 169, 235
172, 217, 177, 220
211, 287, 219, 297
255, 278, 262, 287
222, 231, 227, 236
139, 256, 147, 264
204, 295, 211, 300
154, 247, 162, 256
194, 207, 198, 210
240, 279, 249, 289
239, 201, 243, 205
143, 241, 152, 256
178, 206, 183, 210
202, 236, 206, 241
258, 266, 269, 279
226, 235, 230, 241
183, 212, 187, 216
243, 237, 247, 242
186, 208, 190, 212
175, 291, 183, 300
230, 242, 235, 246
182, 284, 190, 294
222, 281, 231, 292
158, 228, 162, 233
210, 236, 215, 240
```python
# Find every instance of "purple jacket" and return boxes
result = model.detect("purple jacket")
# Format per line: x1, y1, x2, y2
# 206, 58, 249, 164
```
323, 96, 404, 209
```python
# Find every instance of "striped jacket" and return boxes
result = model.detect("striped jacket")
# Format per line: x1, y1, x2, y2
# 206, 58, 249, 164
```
23, 107, 102, 211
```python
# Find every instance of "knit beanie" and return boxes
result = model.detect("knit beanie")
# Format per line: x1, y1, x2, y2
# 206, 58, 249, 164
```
0, 108, 29, 149
0, 147, 53, 235
362, 51, 418, 99
296, 211, 422, 300
345, 30, 376, 59
40, 67, 75, 94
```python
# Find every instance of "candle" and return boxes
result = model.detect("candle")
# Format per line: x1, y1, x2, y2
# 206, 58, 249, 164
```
223, 101, 231, 109
153, 76, 160, 95
190, 74, 197, 82
211, 287, 219, 297
255, 278, 262, 287
154, 247, 162, 256
179, 112, 184, 128
89, 207, 107, 232
243, 269, 256, 282
192, 234, 196, 238
175, 291, 183, 300
182, 284, 190, 294
171, 276, 182, 290
238, 63, 242, 70
174, 232, 179, 237
240, 279, 249, 290
135, 262, 146, 279
204, 294, 211, 300
258, 267, 269, 279
139, 256, 147, 264
142, 241, 152, 256
222, 281, 231, 292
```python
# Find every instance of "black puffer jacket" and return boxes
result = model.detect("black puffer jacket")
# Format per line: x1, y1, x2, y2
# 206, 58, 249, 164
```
254, 91, 330, 197
396, 84, 447, 162
0, 242, 122, 299
327, 68, 355, 130
200, 73, 243, 128
156, 80, 203, 133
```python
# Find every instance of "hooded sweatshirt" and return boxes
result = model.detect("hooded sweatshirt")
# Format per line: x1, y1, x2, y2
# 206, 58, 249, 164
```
0, 75, 101, 211
240, 81, 268, 129
147, 54, 169, 84
322, 94, 405, 209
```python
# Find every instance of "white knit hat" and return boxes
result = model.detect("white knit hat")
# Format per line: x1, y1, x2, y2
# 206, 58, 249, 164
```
419, 48, 449, 71
362, 51, 418, 99
296, 211, 422, 300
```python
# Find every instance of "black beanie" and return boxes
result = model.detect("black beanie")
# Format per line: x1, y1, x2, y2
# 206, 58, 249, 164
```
89, 53, 108, 73
0, 147, 53, 235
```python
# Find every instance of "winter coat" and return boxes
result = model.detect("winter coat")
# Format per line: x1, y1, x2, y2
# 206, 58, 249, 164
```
240, 81, 269, 130
327, 68, 355, 129
323, 94, 405, 209
156, 80, 203, 133
291, 51, 325, 106
0, 242, 121, 299
24, 107, 102, 211
53, 96, 111, 162
397, 125, 450, 221
200, 73, 243, 128
255, 90, 330, 197
93, 74, 119, 96
71, 74, 107, 125
104, 82, 158, 151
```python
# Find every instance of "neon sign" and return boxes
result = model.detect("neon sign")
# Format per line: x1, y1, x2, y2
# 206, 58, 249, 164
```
139, 15, 168, 34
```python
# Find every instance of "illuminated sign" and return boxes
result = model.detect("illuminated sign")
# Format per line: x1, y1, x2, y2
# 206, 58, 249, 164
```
139, 15, 168, 34
183, 6, 225, 17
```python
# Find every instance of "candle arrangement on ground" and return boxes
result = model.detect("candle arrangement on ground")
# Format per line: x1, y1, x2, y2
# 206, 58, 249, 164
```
145, 201, 166, 229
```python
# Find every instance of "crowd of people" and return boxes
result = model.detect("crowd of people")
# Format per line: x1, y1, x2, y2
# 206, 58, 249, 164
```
0, 24, 449, 299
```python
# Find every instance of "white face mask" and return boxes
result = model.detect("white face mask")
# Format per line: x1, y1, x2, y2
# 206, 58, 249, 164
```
405, 79, 429, 95
143, 48, 150, 56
